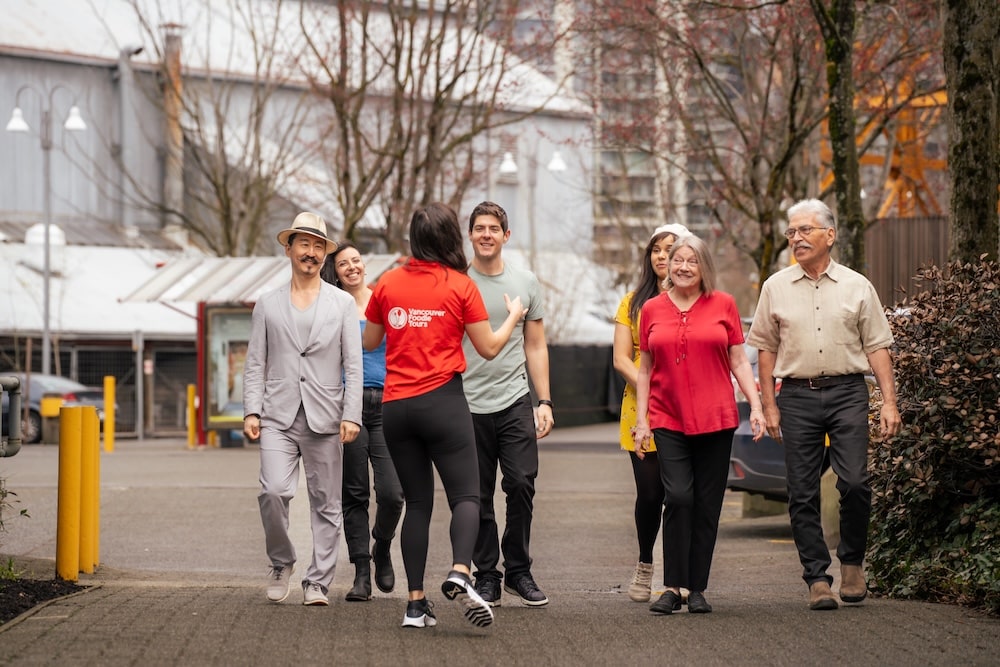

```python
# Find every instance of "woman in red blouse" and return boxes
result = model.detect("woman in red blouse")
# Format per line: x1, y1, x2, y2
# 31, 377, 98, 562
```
632, 235, 764, 615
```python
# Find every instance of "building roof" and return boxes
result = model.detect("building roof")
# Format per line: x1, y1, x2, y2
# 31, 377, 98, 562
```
121, 253, 403, 305
0, 218, 184, 250
0, 242, 197, 340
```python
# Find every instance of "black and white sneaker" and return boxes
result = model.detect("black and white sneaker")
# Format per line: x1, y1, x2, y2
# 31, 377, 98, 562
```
401, 598, 437, 628
441, 570, 494, 628
504, 573, 549, 607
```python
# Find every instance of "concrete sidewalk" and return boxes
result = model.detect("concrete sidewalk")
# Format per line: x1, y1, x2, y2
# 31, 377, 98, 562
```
1, 422, 997, 666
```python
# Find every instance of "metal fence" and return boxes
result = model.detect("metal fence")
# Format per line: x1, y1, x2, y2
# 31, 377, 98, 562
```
0, 338, 198, 438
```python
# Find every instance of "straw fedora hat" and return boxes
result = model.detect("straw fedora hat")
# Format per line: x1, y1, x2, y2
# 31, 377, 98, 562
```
276, 212, 338, 253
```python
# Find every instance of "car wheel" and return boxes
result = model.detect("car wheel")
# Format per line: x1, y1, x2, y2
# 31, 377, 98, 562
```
23, 410, 42, 444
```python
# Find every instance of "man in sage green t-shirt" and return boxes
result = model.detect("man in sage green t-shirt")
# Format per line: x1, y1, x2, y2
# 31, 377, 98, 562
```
462, 201, 554, 608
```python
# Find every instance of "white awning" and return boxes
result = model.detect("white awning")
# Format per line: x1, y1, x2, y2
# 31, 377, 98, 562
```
120, 254, 402, 304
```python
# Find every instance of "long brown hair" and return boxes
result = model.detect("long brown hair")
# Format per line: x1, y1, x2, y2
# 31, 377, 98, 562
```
407, 202, 468, 273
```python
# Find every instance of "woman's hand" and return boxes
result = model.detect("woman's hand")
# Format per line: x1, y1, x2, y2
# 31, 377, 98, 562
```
748, 407, 766, 442
504, 293, 528, 320
632, 424, 652, 459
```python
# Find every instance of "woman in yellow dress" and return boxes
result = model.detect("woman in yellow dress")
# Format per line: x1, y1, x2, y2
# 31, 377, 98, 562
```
612, 223, 691, 602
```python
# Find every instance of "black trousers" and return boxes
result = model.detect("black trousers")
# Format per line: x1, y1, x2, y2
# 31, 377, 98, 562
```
654, 427, 734, 592
342, 386, 403, 563
383, 375, 480, 592
471, 392, 539, 582
778, 378, 871, 586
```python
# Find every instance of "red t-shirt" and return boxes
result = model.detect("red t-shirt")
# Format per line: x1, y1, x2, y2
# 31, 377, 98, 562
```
639, 291, 744, 435
366, 259, 488, 402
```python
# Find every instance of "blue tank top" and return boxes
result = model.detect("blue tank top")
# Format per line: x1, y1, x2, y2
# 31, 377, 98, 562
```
360, 320, 386, 388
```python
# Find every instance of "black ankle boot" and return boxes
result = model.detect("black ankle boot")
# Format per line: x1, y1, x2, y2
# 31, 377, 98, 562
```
372, 540, 395, 593
345, 560, 372, 601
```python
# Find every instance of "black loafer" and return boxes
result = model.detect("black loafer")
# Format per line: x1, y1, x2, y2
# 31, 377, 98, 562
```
687, 591, 713, 613
650, 590, 683, 615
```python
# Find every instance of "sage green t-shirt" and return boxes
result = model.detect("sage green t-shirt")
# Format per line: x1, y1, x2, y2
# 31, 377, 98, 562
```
461, 263, 544, 414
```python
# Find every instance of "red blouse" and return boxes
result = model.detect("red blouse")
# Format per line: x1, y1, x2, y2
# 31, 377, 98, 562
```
639, 291, 744, 435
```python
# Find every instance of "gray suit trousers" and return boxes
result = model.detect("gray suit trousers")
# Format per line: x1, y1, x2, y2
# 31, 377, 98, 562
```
258, 404, 344, 593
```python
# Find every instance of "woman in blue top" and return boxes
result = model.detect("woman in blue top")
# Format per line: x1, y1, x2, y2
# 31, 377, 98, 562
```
322, 242, 403, 601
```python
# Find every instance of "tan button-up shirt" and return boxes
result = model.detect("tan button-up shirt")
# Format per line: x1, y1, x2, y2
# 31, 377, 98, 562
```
747, 261, 893, 379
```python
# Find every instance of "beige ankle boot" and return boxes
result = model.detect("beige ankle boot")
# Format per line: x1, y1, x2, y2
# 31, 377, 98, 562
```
627, 562, 653, 602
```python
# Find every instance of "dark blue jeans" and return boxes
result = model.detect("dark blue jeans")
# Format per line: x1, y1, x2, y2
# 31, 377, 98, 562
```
471, 393, 539, 582
778, 378, 871, 586
342, 386, 403, 563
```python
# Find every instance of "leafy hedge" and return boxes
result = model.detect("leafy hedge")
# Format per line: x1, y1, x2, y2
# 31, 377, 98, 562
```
867, 258, 1000, 615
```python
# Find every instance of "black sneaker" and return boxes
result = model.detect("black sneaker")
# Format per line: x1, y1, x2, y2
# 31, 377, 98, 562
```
475, 575, 502, 608
503, 573, 549, 607
650, 590, 683, 615
401, 598, 437, 628
441, 570, 494, 628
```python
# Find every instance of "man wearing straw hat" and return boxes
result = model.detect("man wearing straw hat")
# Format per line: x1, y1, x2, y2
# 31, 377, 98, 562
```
243, 212, 363, 606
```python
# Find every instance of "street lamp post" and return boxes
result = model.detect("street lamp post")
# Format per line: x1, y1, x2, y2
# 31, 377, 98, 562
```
6, 86, 87, 375
498, 148, 567, 272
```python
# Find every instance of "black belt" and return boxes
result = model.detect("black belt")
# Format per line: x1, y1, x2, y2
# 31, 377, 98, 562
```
781, 374, 864, 389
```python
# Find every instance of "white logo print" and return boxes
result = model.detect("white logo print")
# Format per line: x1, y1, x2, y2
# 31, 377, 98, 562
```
388, 307, 408, 329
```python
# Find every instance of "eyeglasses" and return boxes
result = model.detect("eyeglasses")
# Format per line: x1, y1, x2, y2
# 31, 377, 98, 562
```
670, 257, 699, 267
783, 225, 826, 239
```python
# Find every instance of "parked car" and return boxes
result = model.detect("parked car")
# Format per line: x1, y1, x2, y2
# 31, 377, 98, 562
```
1, 373, 108, 444
728, 343, 791, 502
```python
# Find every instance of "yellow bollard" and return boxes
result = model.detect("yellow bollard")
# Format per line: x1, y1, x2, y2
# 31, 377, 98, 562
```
56, 406, 83, 582
103, 376, 116, 453
187, 384, 197, 449
80, 406, 100, 574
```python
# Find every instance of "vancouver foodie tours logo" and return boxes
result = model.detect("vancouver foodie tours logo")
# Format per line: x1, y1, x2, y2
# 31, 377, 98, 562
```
387, 307, 446, 329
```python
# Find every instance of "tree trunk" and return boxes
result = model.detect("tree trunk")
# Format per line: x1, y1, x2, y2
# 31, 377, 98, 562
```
811, 0, 866, 273
942, 0, 1000, 262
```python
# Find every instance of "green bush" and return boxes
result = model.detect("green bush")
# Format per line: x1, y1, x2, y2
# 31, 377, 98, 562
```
867, 258, 1000, 615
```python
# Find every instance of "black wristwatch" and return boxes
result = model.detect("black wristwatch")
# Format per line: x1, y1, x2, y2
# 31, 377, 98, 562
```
537, 399, 553, 408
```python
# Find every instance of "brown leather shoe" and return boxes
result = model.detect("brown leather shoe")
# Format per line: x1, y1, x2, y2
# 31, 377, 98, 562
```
808, 581, 839, 610
839, 564, 868, 603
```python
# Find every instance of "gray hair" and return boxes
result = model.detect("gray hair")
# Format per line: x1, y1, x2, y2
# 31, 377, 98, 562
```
786, 198, 836, 230
669, 235, 716, 295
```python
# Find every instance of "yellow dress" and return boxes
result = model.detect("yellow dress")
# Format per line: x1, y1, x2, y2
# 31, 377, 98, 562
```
615, 292, 655, 452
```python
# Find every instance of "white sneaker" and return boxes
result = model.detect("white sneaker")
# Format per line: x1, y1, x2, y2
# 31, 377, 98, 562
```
302, 581, 329, 606
401, 598, 437, 628
627, 562, 653, 602
266, 564, 294, 602
441, 570, 494, 628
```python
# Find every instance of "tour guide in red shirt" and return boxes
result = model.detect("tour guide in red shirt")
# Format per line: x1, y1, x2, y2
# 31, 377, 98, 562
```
363, 202, 526, 631
633, 235, 764, 616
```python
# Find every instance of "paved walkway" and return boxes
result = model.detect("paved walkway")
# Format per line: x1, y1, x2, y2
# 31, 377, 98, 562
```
1, 423, 997, 666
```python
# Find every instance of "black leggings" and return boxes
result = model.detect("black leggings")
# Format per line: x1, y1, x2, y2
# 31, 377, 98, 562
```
383, 374, 480, 592
629, 450, 665, 563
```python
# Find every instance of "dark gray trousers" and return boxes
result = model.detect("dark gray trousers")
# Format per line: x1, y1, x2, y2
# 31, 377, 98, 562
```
778, 379, 871, 586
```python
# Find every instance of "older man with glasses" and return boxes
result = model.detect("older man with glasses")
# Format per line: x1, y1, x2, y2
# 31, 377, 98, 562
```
747, 198, 901, 611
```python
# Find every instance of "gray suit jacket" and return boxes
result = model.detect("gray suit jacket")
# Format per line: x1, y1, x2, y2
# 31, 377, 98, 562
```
243, 282, 363, 434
